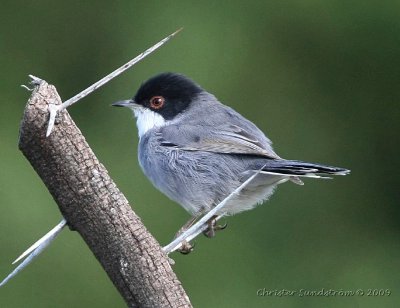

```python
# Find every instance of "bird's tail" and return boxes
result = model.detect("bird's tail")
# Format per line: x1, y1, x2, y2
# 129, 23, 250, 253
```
261, 159, 350, 181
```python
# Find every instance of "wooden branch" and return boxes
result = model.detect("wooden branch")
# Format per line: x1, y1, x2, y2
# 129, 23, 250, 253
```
18, 79, 192, 307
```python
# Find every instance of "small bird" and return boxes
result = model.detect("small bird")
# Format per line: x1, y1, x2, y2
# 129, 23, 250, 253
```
113, 73, 349, 252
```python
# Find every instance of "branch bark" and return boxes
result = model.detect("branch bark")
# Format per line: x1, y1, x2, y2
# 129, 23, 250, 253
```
18, 79, 192, 307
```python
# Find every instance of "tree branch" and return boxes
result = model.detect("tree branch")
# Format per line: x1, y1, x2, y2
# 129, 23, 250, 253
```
18, 79, 192, 307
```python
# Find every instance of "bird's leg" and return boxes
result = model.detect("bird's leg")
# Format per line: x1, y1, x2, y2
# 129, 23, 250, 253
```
203, 215, 228, 238
174, 216, 199, 254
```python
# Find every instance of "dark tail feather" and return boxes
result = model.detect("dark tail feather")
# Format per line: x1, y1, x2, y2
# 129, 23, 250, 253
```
263, 160, 350, 177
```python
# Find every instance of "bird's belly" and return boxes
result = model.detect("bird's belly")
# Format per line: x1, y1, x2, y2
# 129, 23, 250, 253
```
138, 135, 289, 216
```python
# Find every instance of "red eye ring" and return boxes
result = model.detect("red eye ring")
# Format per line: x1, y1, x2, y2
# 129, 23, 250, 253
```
149, 96, 165, 109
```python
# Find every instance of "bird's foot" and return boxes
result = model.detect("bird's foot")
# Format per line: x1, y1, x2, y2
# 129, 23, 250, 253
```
203, 215, 227, 238
178, 240, 195, 255
174, 216, 198, 255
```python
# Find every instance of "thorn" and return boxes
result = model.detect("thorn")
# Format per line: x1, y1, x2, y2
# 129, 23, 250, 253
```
20, 85, 33, 91
12, 219, 67, 264
46, 103, 61, 137
0, 219, 67, 287
28, 75, 43, 85
44, 28, 182, 137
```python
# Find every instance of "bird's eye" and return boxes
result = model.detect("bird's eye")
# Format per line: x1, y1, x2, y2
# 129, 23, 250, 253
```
149, 96, 165, 109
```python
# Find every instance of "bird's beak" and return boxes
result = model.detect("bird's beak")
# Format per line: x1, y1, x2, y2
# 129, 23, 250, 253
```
111, 99, 139, 108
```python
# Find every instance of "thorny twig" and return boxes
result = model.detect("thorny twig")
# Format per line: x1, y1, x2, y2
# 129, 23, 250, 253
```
0, 29, 182, 287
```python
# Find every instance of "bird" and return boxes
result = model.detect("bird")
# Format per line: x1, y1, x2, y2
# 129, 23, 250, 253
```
112, 72, 350, 253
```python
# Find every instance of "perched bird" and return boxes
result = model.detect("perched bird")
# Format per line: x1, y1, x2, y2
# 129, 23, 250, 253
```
113, 73, 350, 252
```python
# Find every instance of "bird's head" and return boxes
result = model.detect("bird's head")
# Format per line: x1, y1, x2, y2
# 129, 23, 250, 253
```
112, 73, 203, 137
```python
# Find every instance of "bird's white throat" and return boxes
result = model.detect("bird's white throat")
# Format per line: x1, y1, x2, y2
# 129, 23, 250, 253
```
133, 108, 166, 138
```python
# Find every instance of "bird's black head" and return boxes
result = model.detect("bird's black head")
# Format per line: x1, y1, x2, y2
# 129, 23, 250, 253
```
133, 72, 203, 120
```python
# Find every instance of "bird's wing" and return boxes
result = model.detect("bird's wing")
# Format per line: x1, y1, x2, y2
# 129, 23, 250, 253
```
157, 123, 280, 159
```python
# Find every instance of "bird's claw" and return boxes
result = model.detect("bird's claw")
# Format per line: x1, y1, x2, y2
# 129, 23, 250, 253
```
203, 216, 228, 238
178, 241, 195, 255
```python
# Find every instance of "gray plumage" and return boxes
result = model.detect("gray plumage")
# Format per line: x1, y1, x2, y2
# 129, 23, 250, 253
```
113, 73, 350, 217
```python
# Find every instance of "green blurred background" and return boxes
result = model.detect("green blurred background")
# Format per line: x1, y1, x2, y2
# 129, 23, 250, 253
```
1, 1, 399, 307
